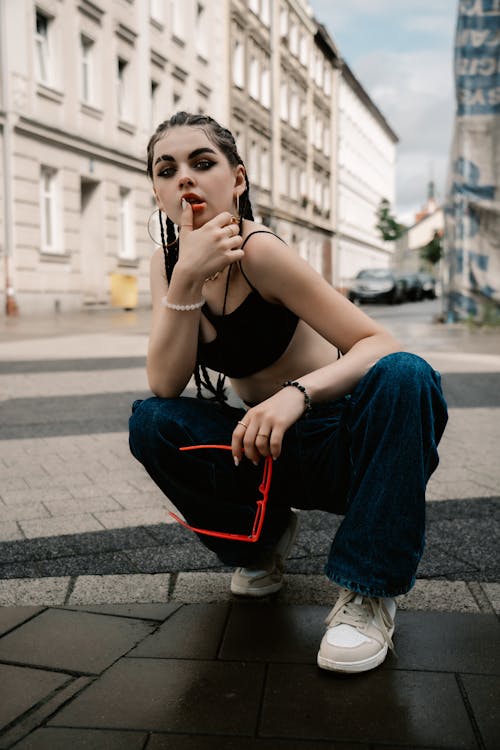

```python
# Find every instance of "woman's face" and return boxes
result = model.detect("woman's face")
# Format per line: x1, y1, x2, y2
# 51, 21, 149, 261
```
151, 126, 245, 228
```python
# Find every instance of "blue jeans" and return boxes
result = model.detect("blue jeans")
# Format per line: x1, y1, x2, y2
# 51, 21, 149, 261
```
129, 353, 448, 598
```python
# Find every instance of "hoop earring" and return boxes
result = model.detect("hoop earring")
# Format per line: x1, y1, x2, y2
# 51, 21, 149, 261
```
147, 208, 177, 247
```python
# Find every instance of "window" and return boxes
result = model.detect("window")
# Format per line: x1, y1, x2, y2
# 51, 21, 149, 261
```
40, 166, 59, 252
35, 10, 51, 84
249, 141, 259, 184
324, 68, 332, 96
172, 0, 185, 40
280, 159, 288, 194
261, 0, 271, 26
300, 170, 307, 198
260, 147, 270, 190
118, 187, 134, 259
290, 22, 298, 56
314, 178, 322, 208
299, 34, 308, 66
290, 165, 298, 200
249, 57, 259, 100
290, 90, 299, 129
150, 80, 159, 128
280, 81, 288, 121
315, 56, 324, 88
117, 57, 129, 120
261, 67, 270, 108
232, 40, 244, 88
323, 184, 330, 213
315, 117, 323, 150
249, 0, 259, 15
195, 3, 208, 58
80, 35, 94, 104
150, 0, 163, 22
280, 7, 288, 37
324, 127, 331, 156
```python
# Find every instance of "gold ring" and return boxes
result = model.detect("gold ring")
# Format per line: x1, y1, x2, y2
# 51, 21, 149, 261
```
257, 432, 270, 438
230, 215, 239, 224
237, 421, 248, 429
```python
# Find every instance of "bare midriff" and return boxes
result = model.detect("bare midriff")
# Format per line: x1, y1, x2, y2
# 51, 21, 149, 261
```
229, 319, 339, 406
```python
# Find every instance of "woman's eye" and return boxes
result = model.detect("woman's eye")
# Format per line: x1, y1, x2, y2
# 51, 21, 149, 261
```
194, 160, 214, 170
158, 167, 176, 178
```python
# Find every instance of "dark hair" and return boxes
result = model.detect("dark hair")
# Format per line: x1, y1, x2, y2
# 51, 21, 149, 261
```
147, 111, 254, 403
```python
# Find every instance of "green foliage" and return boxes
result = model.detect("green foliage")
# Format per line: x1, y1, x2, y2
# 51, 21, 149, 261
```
375, 198, 405, 242
420, 231, 443, 266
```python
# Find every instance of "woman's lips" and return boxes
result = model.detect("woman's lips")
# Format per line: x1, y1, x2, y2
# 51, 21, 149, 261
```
181, 195, 206, 212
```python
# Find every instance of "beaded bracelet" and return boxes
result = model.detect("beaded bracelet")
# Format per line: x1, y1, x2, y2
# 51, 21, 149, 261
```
161, 296, 205, 311
282, 380, 312, 416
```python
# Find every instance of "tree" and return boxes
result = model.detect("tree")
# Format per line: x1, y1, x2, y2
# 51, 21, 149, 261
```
375, 198, 405, 242
420, 230, 443, 266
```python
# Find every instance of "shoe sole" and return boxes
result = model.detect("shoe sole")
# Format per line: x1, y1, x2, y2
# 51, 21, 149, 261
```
230, 579, 284, 597
317, 644, 388, 673
230, 511, 300, 598
316, 623, 395, 674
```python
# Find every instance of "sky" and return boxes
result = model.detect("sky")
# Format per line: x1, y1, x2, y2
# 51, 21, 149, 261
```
309, 0, 459, 225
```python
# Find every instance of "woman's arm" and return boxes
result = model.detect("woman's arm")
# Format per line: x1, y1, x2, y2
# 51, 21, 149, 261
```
231, 234, 401, 463
146, 248, 205, 397
146, 203, 244, 397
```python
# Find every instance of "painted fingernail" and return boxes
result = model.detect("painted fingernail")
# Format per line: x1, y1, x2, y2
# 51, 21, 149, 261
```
233, 456, 239, 467
181, 198, 187, 210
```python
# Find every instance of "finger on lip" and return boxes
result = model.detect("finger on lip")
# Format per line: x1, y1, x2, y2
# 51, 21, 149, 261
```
181, 196, 205, 210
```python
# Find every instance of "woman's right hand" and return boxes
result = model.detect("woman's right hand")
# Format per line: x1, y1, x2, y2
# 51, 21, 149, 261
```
175, 201, 244, 282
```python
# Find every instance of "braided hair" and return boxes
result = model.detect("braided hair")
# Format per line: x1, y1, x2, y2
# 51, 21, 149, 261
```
146, 112, 255, 403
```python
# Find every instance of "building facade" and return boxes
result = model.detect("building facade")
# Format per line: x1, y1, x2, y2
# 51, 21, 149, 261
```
335, 63, 399, 292
0, 0, 228, 314
1, 0, 398, 315
229, 1, 340, 280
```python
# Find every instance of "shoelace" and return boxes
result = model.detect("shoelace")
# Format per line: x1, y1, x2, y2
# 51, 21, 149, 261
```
325, 588, 395, 651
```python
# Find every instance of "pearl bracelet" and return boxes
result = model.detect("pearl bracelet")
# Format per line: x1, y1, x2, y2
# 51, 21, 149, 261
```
282, 379, 312, 416
161, 296, 205, 311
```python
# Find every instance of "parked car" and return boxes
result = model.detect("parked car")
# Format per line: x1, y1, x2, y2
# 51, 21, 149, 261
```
396, 272, 424, 301
414, 272, 437, 299
348, 269, 405, 305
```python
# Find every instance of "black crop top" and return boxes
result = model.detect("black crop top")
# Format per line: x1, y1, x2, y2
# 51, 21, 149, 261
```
198, 231, 299, 378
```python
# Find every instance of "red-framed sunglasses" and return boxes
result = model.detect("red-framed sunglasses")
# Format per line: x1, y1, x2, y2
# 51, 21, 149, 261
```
168, 444, 273, 542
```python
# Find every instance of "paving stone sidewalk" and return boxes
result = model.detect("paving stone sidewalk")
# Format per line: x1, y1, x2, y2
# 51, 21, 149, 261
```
0, 597, 499, 749
0, 306, 499, 748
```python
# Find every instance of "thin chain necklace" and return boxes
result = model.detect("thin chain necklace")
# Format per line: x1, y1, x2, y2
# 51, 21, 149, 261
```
204, 270, 221, 282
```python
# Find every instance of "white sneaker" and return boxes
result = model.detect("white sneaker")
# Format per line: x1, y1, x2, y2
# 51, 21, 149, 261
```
317, 587, 396, 673
230, 511, 299, 597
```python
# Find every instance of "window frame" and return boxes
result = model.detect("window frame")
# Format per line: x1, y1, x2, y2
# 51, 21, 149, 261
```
40, 165, 61, 254
118, 187, 135, 260
80, 34, 94, 105
35, 9, 52, 85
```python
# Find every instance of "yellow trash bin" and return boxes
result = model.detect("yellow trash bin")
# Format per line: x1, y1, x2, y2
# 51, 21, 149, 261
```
110, 273, 138, 310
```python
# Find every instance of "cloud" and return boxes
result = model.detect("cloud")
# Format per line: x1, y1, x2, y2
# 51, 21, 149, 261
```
403, 13, 458, 37
353, 48, 455, 215
309, 1, 458, 219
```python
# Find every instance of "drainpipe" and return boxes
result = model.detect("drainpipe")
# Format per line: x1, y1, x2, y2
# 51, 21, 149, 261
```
1, 0, 19, 315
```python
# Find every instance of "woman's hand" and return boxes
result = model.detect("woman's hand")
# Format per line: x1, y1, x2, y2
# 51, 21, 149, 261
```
231, 386, 306, 465
175, 201, 244, 282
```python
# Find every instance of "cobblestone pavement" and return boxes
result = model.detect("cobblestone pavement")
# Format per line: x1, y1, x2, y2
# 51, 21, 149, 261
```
0, 302, 499, 748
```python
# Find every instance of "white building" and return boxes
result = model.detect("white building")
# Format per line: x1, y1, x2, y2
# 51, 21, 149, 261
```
395, 183, 445, 271
335, 63, 399, 292
230, 2, 340, 281
0, 0, 227, 314
0, 0, 398, 314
